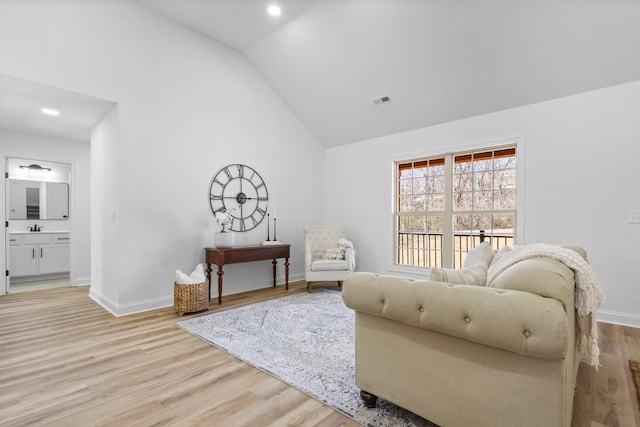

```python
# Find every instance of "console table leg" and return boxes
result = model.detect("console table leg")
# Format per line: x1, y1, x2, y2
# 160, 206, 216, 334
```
272, 259, 277, 287
285, 258, 290, 290
206, 263, 212, 300
216, 266, 224, 305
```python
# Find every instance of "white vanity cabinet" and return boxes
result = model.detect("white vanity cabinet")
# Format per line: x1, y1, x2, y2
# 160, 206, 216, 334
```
8, 236, 37, 276
9, 233, 70, 279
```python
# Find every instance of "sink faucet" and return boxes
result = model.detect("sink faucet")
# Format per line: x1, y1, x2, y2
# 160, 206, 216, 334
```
29, 223, 41, 232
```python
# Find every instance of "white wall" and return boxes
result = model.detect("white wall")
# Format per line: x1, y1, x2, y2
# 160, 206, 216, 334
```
89, 106, 119, 309
0, 128, 91, 287
0, 1, 324, 314
325, 80, 640, 328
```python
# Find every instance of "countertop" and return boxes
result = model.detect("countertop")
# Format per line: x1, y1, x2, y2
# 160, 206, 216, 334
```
9, 231, 70, 235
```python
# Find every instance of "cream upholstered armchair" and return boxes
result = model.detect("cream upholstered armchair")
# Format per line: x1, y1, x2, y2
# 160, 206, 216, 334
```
304, 225, 355, 292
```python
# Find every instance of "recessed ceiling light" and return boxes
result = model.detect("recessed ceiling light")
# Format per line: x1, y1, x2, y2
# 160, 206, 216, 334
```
267, 5, 281, 16
42, 108, 60, 116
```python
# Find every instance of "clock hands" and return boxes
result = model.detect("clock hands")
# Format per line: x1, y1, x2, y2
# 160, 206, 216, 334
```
239, 172, 243, 221
217, 195, 266, 202
217, 195, 251, 202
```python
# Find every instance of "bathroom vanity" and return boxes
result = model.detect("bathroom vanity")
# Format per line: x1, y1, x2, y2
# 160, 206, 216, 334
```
9, 231, 70, 279
4, 159, 73, 288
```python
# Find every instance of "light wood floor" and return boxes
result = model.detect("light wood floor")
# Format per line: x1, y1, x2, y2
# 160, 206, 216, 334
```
574, 320, 640, 426
8, 277, 72, 293
0, 283, 638, 426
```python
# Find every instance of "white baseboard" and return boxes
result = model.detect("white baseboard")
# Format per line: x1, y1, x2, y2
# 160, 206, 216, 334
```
88, 272, 306, 317
73, 276, 92, 286
285, 272, 305, 285
88, 288, 120, 316
598, 309, 640, 329
89, 287, 172, 317
113, 296, 174, 317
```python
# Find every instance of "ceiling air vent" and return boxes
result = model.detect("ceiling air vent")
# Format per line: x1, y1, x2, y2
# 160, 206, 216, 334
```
371, 95, 391, 106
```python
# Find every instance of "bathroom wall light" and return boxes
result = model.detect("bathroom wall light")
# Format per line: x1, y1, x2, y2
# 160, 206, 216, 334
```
20, 164, 52, 171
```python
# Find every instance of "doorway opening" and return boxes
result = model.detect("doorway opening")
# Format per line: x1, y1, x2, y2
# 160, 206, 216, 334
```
5, 157, 72, 294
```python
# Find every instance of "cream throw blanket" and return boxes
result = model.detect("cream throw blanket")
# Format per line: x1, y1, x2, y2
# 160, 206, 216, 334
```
487, 244, 605, 369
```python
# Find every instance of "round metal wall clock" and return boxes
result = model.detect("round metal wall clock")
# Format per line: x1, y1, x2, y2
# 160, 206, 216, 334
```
209, 164, 269, 232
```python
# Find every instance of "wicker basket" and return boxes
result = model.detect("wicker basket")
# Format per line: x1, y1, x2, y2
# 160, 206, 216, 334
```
174, 280, 209, 316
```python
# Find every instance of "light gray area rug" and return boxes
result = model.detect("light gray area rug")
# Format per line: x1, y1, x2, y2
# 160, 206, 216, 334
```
177, 289, 437, 427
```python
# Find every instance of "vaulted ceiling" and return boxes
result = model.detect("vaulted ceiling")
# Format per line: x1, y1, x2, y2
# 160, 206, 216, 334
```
138, 0, 640, 148
3, 0, 640, 147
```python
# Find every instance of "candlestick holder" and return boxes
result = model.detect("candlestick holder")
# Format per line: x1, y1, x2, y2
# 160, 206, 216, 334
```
273, 218, 277, 241
262, 214, 281, 245
266, 213, 271, 241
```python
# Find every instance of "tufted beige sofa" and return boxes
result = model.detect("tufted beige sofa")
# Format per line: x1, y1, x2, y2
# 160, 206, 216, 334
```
342, 250, 585, 427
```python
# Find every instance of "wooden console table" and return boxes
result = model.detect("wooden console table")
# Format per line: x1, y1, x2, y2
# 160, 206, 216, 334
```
205, 244, 290, 304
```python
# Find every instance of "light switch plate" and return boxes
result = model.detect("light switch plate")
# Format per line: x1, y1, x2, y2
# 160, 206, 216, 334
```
628, 210, 640, 224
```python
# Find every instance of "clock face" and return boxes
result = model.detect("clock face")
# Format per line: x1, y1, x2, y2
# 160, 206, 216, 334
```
209, 164, 269, 232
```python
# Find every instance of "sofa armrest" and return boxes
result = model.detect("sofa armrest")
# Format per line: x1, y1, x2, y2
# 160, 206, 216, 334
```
342, 272, 570, 359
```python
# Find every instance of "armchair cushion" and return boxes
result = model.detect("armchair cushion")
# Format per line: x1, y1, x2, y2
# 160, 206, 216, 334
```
323, 247, 346, 260
311, 259, 349, 271
322, 238, 355, 260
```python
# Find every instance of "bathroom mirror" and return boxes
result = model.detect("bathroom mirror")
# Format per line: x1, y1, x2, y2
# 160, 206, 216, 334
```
8, 179, 69, 220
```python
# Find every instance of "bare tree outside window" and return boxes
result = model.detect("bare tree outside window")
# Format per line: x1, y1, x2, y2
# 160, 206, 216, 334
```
396, 146, 516, 269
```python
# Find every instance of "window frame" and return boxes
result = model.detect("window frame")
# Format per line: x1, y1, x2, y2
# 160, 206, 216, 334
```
388, 137, 525, 275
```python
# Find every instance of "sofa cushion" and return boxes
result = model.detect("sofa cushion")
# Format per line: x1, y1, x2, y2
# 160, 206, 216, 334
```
489, 245, 512, 267
490, 257, 574, 309
429, 263, 487, 286
463, 242, 495, 268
